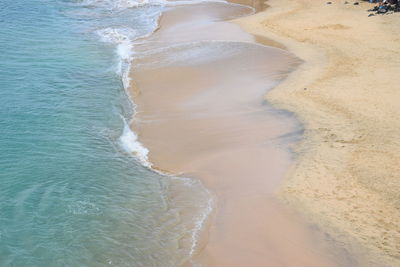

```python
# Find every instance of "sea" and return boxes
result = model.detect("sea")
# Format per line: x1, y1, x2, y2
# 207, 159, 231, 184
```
0, 0, 220, 265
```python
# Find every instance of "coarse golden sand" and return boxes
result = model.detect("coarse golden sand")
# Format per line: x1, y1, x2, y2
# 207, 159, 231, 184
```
235, 0, 400, 265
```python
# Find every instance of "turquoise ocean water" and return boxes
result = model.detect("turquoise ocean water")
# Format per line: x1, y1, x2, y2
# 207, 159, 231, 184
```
0, 0, 212, 265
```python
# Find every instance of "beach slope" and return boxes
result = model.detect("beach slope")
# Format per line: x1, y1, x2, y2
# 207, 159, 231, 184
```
236, 0, 400, 265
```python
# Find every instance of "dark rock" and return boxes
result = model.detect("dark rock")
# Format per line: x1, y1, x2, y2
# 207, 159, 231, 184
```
368, 13, 375, 16
354, 2, 359, 5
327, 1, 332, 4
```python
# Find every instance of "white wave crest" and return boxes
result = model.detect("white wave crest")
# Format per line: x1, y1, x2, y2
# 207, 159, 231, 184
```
97, 27, 135, 88
80, 0, 227, 10
119, 117, 151, 168
80, 0, 162, 10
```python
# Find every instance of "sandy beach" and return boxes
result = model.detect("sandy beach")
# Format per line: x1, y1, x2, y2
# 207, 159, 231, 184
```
127, 0, 352, 265
236, 0, 400, 265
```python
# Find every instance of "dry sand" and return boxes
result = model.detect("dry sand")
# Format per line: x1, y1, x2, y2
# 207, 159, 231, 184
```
236, 0, 400, 265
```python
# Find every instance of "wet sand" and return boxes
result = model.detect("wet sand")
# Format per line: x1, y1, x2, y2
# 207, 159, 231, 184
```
129, 2, 347, 266
235, 0, 400, 266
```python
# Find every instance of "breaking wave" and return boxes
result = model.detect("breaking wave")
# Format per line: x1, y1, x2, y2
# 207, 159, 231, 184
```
78, 0, 228, 11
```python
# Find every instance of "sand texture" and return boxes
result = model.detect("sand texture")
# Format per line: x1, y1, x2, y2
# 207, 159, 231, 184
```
236, 0, 400, 265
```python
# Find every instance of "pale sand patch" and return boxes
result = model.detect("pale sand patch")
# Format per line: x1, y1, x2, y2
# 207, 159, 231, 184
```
236, 0, 400, 265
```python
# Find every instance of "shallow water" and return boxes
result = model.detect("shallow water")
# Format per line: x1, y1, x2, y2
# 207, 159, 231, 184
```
0, 0, 212, 265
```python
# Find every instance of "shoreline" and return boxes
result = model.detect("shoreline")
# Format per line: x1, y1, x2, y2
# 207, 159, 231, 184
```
235, 0, 400, 265
127, 0, 346, 266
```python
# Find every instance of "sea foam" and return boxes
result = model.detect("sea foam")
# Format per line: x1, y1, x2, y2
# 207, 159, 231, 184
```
96, 27, 136, 88
119, 117, 151, 168
80, 0, 163, 10
81, 0, 228, 11
96, 27, 152, 167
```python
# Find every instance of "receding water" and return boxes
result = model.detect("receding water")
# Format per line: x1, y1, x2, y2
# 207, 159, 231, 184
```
0, 0, 211, 265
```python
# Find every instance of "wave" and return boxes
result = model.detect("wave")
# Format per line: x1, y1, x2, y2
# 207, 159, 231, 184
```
78, 0, 164, 10
97, 27, 136, 88
79, 0, 229, 11
96, 26, 155, 168
119, 116, 152, 167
